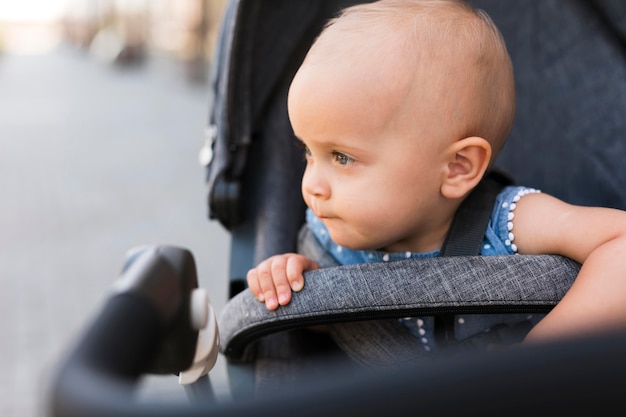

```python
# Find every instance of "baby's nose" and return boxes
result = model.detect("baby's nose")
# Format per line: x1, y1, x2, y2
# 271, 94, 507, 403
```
302, 165, 330, 199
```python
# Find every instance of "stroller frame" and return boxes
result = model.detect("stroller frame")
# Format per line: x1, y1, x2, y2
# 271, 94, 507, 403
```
51, 0, 626, 415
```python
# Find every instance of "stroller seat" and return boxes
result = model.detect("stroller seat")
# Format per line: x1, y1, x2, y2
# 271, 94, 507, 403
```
205, 0, 626, 397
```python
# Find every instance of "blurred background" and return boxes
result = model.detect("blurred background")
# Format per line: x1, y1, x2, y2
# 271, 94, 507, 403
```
0, 0, 232, 416
1, 0, 228, 82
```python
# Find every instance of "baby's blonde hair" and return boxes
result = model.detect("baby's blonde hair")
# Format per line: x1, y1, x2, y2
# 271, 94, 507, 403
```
310, 0, 515, 161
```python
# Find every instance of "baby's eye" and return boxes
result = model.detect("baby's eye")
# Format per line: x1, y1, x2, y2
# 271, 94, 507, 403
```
332, 151, 354, 166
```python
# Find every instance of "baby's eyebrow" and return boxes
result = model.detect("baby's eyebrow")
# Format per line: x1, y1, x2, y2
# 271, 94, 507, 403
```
294, 135, 363, 154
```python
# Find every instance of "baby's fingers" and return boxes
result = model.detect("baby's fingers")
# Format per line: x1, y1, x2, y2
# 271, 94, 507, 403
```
246, 268, 264, 302
270, 257, 295, 307
247, 254, 319, 311
248, 257, 291, 310
286, 255, 319, 292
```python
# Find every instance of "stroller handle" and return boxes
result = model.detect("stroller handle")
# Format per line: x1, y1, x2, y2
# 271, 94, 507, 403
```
49, 245, 626, 416
49, 245, 215, 417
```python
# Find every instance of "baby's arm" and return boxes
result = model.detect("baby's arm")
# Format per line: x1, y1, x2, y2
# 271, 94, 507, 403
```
247, 253, 320, 310
511, 192, 626, 343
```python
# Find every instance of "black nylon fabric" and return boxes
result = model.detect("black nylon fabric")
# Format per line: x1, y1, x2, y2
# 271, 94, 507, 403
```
440, 169, 513, 257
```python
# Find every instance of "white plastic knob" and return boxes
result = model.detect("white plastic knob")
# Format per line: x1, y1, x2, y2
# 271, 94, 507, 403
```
179, 288, 220, 385
190, 288, 209, 330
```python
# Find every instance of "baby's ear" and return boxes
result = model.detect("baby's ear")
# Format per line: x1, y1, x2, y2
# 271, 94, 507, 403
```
440, 137, 491, 199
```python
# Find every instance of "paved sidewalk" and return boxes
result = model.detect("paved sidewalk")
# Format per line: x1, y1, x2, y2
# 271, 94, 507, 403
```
0, 46, 231, 416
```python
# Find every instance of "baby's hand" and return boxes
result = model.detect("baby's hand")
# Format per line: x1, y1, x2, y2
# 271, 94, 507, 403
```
246, 253, 320, 310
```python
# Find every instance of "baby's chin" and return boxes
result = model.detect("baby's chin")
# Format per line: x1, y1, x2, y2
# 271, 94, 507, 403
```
330, 231, 413, 253
327, 230, 382, 252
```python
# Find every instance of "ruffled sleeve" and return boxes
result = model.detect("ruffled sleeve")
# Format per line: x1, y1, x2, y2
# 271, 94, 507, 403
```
480, 185, 541, 256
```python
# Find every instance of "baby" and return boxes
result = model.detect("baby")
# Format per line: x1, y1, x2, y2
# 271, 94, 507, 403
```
246, 0, 626, 346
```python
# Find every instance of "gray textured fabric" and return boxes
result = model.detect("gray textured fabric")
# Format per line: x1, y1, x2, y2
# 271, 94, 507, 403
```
219, 250, 580, 362
299, 225, 546, 366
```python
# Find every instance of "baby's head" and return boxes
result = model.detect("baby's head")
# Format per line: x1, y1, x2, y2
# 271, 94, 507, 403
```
290, 0, 515, 164
288, 0, 516, 252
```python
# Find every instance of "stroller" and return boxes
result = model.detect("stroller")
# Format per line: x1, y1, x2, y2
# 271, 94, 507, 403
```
50, 1, 626, 416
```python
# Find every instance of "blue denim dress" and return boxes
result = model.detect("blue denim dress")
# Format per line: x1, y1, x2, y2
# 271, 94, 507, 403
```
306, 185, 544, 353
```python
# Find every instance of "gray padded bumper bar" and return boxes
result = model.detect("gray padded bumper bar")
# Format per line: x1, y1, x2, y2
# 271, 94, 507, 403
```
219, 255, 580, 360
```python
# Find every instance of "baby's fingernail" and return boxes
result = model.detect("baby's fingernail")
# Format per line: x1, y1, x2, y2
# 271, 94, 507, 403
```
266, 297, 277, 310
292, 281, 303, 292
278, 293, 288, 304
257, 294, 265, 302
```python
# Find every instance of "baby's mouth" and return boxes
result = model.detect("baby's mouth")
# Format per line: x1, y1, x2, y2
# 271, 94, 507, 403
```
310, 204, 331, 220
315, 211, 335, 220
